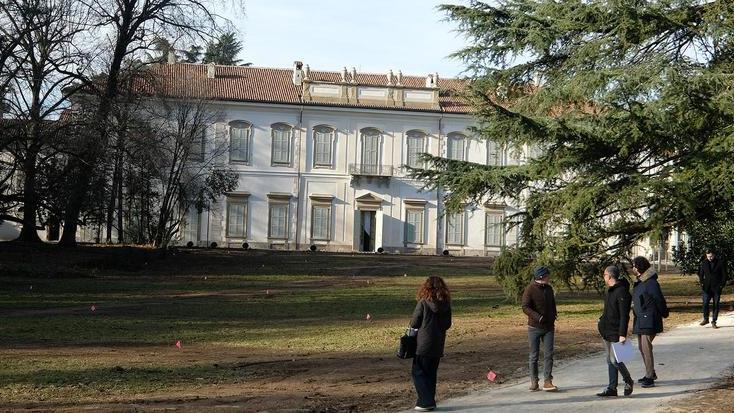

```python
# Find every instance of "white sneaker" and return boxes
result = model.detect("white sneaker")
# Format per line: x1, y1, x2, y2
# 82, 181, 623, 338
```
414, 406, 435, 412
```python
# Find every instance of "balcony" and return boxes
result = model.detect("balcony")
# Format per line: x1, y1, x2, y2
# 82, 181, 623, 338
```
349, 164, 393, 187
349, 164, 394, 177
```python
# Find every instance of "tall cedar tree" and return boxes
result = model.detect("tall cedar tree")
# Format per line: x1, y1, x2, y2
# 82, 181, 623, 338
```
410, 1, 734, 287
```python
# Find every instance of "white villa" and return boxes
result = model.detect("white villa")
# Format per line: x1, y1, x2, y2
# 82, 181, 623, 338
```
146, 61, 526, 255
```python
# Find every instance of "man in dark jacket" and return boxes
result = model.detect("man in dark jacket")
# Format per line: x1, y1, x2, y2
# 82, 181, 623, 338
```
632, 256, 668, 388
698, 249, 727, 329
597, 265, 634, 397
521, 266, 558, 392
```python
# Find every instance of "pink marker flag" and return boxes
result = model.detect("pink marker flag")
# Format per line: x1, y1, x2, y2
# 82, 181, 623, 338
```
175, 340, 182, 349
487, 370, 498, 382
90, 304, 97, 312
366, 313, 372, 321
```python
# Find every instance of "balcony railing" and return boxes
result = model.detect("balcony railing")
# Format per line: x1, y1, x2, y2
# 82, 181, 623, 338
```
349, 163, 394, 177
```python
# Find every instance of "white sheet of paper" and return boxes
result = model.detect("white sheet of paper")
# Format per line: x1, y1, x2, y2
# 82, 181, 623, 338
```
612, 340, 635, 364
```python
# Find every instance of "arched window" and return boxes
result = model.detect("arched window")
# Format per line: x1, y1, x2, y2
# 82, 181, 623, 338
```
229, 121, 252, 163
405, 130, 426, 168
360, 127, 381, 174
447, 132, 466, 161
487, 140, 502, 166
313, 125, 335, 167
271, 123, 293, 165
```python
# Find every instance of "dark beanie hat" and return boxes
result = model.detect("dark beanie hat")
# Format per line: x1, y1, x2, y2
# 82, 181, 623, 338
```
533, 266, 550, 280
632, 256, 651, 273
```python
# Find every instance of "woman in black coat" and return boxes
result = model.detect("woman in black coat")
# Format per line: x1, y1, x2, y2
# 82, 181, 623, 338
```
409, 276, 452, 412
631, 256, 668, 388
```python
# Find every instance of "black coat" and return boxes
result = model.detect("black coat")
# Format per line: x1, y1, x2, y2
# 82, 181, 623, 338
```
598, 278, 632, 342
698, 258, 727, 293
632, 271, 668, 335
410, 299, 452, 357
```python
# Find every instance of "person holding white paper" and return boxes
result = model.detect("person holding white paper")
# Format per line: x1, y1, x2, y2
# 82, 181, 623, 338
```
596, 265, 634, 397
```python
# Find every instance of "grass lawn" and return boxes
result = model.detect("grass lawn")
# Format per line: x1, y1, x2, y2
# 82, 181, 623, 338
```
0, 243, 714, 412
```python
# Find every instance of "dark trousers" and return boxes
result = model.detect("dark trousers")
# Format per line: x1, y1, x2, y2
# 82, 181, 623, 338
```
411, 355, 441, 408
604, 340, 632, 390
528, 326, 554, 381
703, 290, 722, 322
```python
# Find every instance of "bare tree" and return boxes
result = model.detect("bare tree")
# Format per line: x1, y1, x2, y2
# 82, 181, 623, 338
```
59, 0, 230, 246
139, 98, 235, 248
3, 0, 89, 242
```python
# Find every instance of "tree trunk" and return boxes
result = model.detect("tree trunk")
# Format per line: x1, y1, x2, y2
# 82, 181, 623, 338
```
105, 157, 119, 243
17, 144, 42, 243
117, 157, 124, 243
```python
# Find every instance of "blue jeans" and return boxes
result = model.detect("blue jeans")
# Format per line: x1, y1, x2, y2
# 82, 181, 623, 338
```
604, 339, 632, 390
528, 326, 554, 381
703, 290, 722, 322
412, 355, 440, 408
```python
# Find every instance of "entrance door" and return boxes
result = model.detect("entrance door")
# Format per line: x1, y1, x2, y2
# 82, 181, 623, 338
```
359, 211, 376, 252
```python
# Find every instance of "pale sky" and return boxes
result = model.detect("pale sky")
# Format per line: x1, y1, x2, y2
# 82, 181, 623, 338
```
222, 0, 470, 78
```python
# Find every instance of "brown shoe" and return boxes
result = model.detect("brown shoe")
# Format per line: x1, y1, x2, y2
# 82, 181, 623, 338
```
542, 379, 558, 391
529, 379, 539, 391
712, 321, 719, 329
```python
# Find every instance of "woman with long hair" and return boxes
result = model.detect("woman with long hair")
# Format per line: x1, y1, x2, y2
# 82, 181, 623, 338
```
409, 276, 452, 412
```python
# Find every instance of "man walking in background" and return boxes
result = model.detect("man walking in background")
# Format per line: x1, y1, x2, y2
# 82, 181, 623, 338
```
522, 266, 558, 392
597, 265, 634, 397
698, 249, 727, 329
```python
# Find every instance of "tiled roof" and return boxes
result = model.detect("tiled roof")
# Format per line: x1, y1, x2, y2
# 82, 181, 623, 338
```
135, 63, 472, 114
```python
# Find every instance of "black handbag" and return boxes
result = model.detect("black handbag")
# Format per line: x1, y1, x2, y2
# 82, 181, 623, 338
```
396, 330, 417, 359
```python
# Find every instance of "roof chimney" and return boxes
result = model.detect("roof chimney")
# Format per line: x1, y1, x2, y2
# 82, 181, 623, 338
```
397, 70, 402, 86
425, 74, 434, 88
207, 62, 215, 79
350, 67, 357, 84
341, 67, 348, 83
304, 64, 310, 80
434, 72, 439, 86
387, 70, 394, 86
293, 61, 304, 86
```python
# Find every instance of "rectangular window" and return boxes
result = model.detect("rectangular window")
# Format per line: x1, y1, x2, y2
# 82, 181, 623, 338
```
487, 140, 501, 166
272, 128, 291, 165
406, 135, 424, 168
485, 211, 505, 246
311, 204, 331, 240
226, 198, 248, 238
446, 212, 464, 245
184, 206, 201, 241
447, 136, 465, 161
269, 203, 289, 239
188, 130, 205, 162
230, 126, 250, 163
405, 209, 424, 244
314, 129, 333, 166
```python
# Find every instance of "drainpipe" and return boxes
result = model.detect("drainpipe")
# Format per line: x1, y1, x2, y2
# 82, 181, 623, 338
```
294, 104, 304, 250
437, 112, 444, 255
